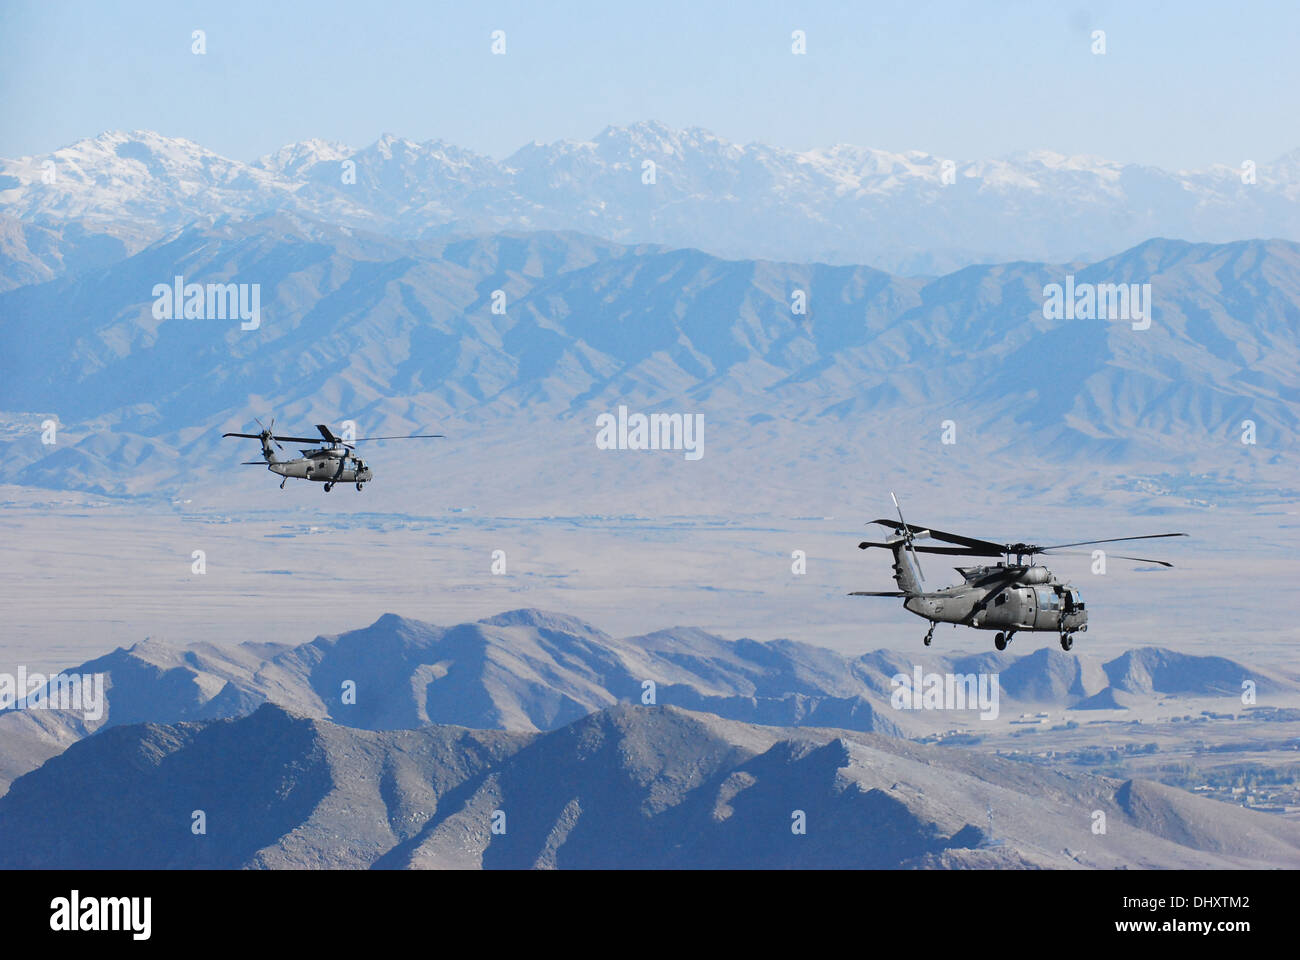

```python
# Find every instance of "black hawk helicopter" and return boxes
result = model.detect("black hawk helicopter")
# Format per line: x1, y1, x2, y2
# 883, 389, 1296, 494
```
222, 418, 442, 491
850, 494, 1186, 652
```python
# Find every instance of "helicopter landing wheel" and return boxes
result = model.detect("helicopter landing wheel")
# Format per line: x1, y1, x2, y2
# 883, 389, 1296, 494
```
923, 625, 934, 646
994, 632, 1007, 651
324, 483, 333, 492
356, 482, 363, 491
1060, 633, 1073, 652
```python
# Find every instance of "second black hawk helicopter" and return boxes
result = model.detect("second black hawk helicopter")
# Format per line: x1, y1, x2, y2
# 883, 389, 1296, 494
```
223, 418, 442, 491
851, 494, 1186, 652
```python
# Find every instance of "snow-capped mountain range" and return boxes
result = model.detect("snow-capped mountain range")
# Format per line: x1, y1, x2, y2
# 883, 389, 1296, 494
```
3, 122, 1299, 277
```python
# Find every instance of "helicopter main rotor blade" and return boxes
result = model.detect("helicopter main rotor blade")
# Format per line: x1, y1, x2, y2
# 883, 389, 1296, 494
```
224, 430, 315, 444
1108, 555, 1175, 568
225, 428, 444, 444
224, 429, 320, 443
352, 434, 445, 441
870, 518, 1004, 554
1034, 533, 1188, 552
859, 541, 998, 556
1039, 549, 1176, 568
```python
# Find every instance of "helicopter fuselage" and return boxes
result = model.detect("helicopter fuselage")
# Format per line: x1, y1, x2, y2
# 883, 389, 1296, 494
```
267, 447, 374, 485
904, 563, 1088, 636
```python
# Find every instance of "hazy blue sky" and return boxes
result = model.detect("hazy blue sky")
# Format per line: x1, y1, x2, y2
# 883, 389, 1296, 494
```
1, 0, 1296, 168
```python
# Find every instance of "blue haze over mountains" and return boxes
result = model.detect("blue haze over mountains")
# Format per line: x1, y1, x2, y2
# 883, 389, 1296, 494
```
1, 219, 1296, 502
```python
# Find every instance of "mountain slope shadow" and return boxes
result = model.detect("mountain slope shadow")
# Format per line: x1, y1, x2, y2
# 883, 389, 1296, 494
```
0, 703, 332, 868
375, 704, 770, 869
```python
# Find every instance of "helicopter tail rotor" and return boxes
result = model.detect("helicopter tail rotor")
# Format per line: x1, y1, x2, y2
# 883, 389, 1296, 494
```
890, 491, 926, 584
254, 416, 284, 451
